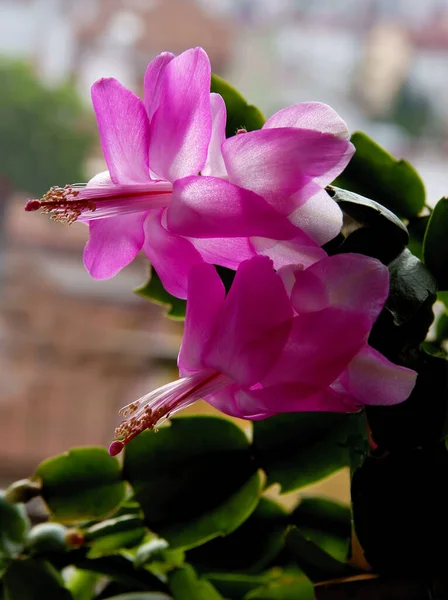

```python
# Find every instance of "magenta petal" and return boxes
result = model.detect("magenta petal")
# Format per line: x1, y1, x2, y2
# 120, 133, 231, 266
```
264, 102, 350, 140
262, 308, 371, 389
238, 383, 358, 415
290, 270, 330, 314
142, 209, 204, 299
168, 177, 296, 239
83, 213, 146, 279
144, 52, 174, 121
204, 256, 294, 387
222, 128, 354, 214
338, 345, 417, 406
289, 188, 343, 245
190, 237, 257, 271
251, 235, 327, 270
205, 383, 272, 420
202, 93, 227, 178
178, 263, 226, 376
91, 78, 150, 184
300, 254, 389, 325
149, 47, 212, 182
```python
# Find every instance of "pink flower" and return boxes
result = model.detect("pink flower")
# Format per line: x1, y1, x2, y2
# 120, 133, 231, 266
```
25, 48, 355, 298
109, 255, 417, 456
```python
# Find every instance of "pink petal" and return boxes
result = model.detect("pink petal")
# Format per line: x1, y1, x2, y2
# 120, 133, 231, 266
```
262, 308, 371, 389
204, 256, 294, 387
149, 47, 212, 182
190, 237, 257, 270
205, 382, 272, 420
236, 383, 359, 416
83, 213, 147, 279
168, 176, 297, 239
222, 128, 353, 214
338, 345, 417, 406
144, 52, 174, 121
288, 187, 343, 245
289, 269, 329, 314
296, 254, 389, 326
91, 78, 150, 184
251, 234, 327, 270
263, 102, 350, 140
178, 263, 226, 376
142, 209, 204, 299
202, 93, 227, 178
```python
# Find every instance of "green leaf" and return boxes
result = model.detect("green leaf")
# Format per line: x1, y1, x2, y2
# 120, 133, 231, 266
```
101, 595, 172, 600
438, 291, 448, 308
205, 573, 272, 600
134, 539, 169, 568
436, 312, 448, 341
134, 267, 186, 320
369, 249, 437, 359
245, 569, 315, 600
253, 413, 367, 493
423, 197, 448, 290
123, 416, 261, 549
66, 569, 99, 600
326, 186, 409, 264
290, 497, 351, 563
334, 131, 425, 218
0, 492, 30, 559
84, 515, 146, 557
187, 497, 287, 573
211, 74, 265, 138
285, 526, 352, 583
72, 553, 169, 593
168, 565, 224, 600
407, 216, 430, 261
3, 558, 72, 600
35, 447, 126, 523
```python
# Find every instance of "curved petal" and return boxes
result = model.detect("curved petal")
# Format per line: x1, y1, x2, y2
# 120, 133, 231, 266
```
222, 127, 353, 214
263, 102, 350, 140
87, 170, 113, 186
251, 234, 327, 270
144, 52, 174, 121
237, 383, 359, 416
338, 344, 417, 406
178, 263, 226, 375
262, 308, 371, 389
190, 237, 257, 270
288, 188, 343, 245
149, 47, 212, 181
296, 253, 389, 326
91, 78, 150, 184
83, 213, 147, 279
142, 209, 204, 299
168, 176, 297, 239
205, 382, 272, 420
204, 256, 294, 387
202, 93, 227, 178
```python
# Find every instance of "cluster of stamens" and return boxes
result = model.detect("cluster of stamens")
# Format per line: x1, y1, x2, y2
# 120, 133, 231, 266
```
25, 185, 95, 224
110, 402, 169, 455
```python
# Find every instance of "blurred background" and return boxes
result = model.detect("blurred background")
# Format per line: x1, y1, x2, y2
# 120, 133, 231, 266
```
1, 0, 448, 507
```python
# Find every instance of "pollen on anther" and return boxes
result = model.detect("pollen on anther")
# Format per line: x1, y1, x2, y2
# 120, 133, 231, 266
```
24, 199, 42, 212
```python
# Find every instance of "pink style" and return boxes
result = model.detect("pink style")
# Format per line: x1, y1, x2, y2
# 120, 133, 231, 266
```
26, 47, 354, 299
109, 255, 417, 456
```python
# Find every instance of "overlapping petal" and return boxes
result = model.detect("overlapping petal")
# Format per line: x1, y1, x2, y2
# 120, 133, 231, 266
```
222, 127, 353, 213
142, 209, 205, 299
149, 47, 212, 182
144, 51, 174, 121
168, 176, 297, 239
288, 187, 343, 245
204, 256, 294, 387
178, 263, 226, 376
202, 93, 227, 178
91, 78, 150, 184
338, 345, 417, 406
83, 213, 147, 279
263, 102, 351, 140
